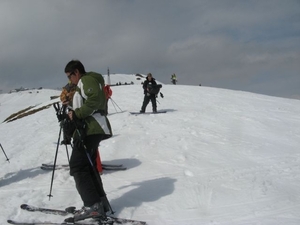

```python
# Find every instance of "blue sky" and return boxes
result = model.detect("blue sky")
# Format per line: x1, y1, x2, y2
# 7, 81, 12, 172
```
0, 0, 299, 99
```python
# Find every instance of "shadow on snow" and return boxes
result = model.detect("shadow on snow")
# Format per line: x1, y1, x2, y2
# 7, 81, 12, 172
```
110, 177, 176, 215
0, 167, 48, 187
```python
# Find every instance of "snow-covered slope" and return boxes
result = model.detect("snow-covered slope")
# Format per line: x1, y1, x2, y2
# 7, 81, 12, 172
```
0, 83, 300, 225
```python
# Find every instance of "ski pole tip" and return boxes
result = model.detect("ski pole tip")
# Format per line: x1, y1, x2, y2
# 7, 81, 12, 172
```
47, 194, 53, 200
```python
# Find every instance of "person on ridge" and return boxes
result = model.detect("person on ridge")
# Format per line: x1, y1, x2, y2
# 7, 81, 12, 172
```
171, 73, 177, 85
64, 60, 112, 222
140, 73, 157, 113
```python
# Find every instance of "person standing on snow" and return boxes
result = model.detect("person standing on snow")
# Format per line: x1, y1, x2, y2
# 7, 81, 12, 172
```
140, 73, 158, 113
171, 74, 177, 85
64, 60, 112, 223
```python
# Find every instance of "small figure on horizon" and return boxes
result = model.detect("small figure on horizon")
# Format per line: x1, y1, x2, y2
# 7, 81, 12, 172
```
171, 74, 177, 85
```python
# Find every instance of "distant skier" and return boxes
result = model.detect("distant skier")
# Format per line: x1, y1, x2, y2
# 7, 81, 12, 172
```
140, 73, 161, 113
171, 73, 177, 85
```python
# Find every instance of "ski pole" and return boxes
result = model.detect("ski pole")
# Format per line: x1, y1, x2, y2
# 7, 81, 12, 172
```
47, 125, 63, 200
110, 99, 118, 113
109, 98, 123, 112
64, 143, 70, 164
61, 120, 70, 164
0, 143, 10, 163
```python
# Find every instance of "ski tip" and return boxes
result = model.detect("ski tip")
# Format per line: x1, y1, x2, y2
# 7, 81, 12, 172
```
65, 206, 76, 214
20, 204, 28, 209
64, 217, 75, 223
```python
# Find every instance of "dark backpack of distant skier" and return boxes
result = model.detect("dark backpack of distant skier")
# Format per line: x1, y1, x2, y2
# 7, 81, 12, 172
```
148, 84, 162, 95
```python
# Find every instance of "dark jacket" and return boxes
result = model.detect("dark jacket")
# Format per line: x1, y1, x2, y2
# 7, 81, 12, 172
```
143, 78, 157, 95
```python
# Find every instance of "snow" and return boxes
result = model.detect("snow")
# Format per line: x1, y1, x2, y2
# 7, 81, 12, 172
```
1, 78, 300, 225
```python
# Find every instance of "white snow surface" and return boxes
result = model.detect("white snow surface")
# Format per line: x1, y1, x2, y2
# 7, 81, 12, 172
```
1, 82, 300, 225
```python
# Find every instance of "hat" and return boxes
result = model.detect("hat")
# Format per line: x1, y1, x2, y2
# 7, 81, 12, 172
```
147, 73, 152, 77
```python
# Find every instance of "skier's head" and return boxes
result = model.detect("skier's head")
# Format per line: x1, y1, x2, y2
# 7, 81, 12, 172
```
147, 73, 153, 80
65, 60, 86, 75
64, 60, 86, 85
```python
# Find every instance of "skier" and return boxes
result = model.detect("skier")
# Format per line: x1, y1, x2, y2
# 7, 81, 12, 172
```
140, 73, 158, 113
64, 60, 112, 222
171, 73, 177, 85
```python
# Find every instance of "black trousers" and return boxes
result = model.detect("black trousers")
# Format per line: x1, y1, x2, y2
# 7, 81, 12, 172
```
70, 134, 106, 207
141, 94, 157, 112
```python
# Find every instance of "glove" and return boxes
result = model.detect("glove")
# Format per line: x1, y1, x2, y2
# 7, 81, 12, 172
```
72, 116, 87, 150
62, 118, 76, 138
73, 136, 84, 150
73, 127, 86, 150
53, 103, 68, 122
160, 92, 164, 98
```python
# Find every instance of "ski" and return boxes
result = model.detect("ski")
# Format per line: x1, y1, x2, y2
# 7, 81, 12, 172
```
41, 165, 127, 171
8, 218, 145, 225
130, 111, 167, 115
41, 166, 127, 171
40, 166, 67, 171
107, 217, 146, 225
102, 166, 127, 171
41, 164, 68, 168
102, 164, 123, 168
19, 204, 146, 225
42, 163, 124, 168
20, 204, 69, 216
64, 217, 146, 225
7, 219, 97, 225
